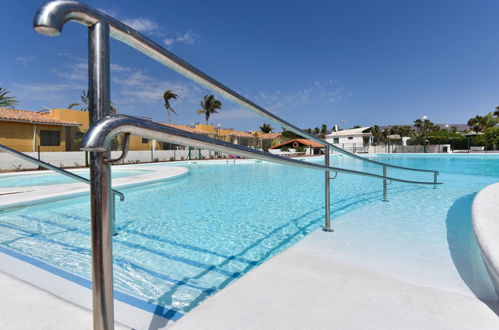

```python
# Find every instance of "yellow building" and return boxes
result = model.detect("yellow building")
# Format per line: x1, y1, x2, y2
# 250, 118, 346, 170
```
0, 108, 81, 152
0, 108, 282, 152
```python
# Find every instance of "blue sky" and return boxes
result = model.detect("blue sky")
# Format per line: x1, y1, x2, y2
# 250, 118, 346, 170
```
2, 0, 499, 131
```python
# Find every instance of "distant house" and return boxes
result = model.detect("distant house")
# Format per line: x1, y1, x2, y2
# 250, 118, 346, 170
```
325, 127, 372, 149
269, 138, 324, 155
0, 108, 82, 152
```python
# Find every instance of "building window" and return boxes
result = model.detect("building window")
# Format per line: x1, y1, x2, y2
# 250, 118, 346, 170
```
40, 130, 61, 146
348, 136, 353, 140
142, 138, 149, 144
333, 138, 339, 144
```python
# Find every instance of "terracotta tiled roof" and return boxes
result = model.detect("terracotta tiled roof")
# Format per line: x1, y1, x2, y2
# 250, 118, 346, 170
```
270, 138, 324, 149
234, 131, 255, 138
326, 126, 372, 137
0, 108, 81, 126
162, 123, 213, 134
261, 132, 281, 139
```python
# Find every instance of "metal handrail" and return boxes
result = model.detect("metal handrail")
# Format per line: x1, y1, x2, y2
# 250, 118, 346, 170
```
33, 2, 442, 329
0, 144, 125, 201
81, 115, 442, 186
33, 0, 438, 176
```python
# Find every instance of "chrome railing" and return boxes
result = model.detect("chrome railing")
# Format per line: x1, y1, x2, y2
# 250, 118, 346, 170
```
32, 1, 441, 329
33, 0, 438, 176
0, 144, 124, 201
82, 115, 440, 186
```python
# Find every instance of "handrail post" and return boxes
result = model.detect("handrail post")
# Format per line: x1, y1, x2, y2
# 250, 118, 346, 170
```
433, 172, 438, 189
383, 165, 388, 202
88, 21, 115, 330
323, 146, 333, 232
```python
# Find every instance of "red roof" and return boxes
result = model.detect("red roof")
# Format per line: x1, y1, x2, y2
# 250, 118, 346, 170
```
270, 138, 324, 149
0, 108, 81, 126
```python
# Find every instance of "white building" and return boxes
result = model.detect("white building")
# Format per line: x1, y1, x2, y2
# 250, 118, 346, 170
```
325, 126, 372, 151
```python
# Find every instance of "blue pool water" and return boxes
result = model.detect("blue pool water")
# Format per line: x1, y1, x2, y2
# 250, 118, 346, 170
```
0, 169, 150, 188
0, 154, 498, 315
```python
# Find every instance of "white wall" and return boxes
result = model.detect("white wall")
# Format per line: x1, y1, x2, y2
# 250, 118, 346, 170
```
326, 135, 366, 147
0, 149, 225, 171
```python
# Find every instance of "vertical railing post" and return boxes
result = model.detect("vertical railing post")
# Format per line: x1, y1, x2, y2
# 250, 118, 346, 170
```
433, 171, 438, 189
383, 165, 388, 202
88, 21, 115, 330
323, 146, 333, 232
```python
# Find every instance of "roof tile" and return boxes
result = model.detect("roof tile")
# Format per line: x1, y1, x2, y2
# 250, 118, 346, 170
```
0, 108, 81, 126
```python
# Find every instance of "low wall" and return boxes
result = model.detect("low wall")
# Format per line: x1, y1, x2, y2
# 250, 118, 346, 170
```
472, 182, 499, 296
0, 149, 223, 171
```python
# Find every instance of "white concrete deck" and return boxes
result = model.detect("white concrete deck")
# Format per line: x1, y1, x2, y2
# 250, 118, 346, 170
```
172, 230, 499, 330
472, 182, 499, 295
0, 165, 189, 329
0, 165, 188, 208
0, 271, 129, 330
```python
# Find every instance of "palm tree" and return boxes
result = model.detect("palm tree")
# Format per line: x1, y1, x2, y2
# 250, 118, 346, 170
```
320, 124, 328, 138
0, 87, 19, 108
79, 90, 117, 114
260, 123, 273, 133
163, 89, 178, 123
467, 115, 483, 133
197, 95, 222, 124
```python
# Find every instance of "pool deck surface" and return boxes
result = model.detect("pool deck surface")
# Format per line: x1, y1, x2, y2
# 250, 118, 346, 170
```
0, 271, 128, 330
0, 165, 188, 209
172, 229, 499, 330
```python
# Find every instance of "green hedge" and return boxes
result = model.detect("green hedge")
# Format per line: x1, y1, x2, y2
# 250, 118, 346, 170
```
407, 135, 495, 149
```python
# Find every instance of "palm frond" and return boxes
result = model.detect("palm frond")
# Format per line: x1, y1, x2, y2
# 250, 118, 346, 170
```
0, 87, 19, 108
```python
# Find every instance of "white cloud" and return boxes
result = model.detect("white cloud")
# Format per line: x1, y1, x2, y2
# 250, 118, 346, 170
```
110, 63, 131, 72
16, 56, 37, 67
216, 108, 260, 120
163, 31, 200, 48
246, 79, 349, 113
176, 31, 199, 45
122, 17, 160, 33
163, 38, 175, 46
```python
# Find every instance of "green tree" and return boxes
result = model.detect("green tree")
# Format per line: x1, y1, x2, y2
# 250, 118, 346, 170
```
484, 126, 499, 148
479, 112, 498, 130
320, 124, 328, 138
398, 125, 412, 137
79, 90, 117, 114
467, 115, 483, 132
0, 87, 18, 108
371, 125, 384, 145
260, 123, 273, 133
413, 118, 436, 145
352, 125, 361, 129
197, 95, 222, 124
494, 106, 499, 117
313, 127, 320, 136
163, 89, 178, 123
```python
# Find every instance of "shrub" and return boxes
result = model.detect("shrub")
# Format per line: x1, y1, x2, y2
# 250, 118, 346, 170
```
295, 145, 306, 152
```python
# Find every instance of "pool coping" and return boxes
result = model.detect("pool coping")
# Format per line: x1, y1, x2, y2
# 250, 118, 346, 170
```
0, 164, 188, 209
0, 164, 190, 329
0, 245, 182, 329
472, 181, 499, 297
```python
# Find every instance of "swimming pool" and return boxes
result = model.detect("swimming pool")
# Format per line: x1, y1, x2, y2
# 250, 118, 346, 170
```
0, 154, 498, 318
0, 169, 150, 188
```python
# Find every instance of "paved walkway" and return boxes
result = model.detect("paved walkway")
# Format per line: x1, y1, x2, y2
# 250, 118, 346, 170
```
0, 271, 128, 330
172, 230, 499, 330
